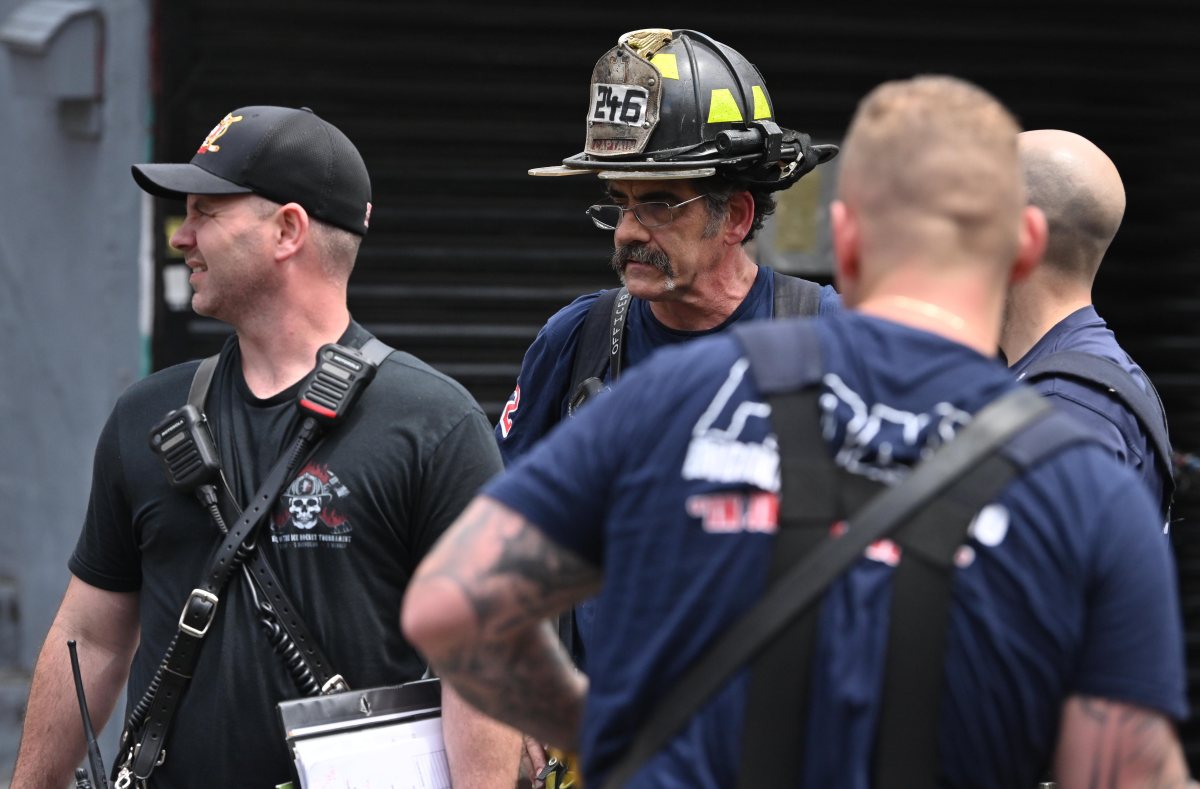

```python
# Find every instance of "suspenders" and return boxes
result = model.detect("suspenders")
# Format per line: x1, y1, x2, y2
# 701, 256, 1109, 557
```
604, 320, 1095, 788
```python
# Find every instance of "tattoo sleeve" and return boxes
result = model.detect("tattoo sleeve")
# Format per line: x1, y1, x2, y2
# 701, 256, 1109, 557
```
409, 497, 603, 748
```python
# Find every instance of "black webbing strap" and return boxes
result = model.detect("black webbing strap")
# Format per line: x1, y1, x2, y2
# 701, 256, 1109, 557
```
873, 453, 1018, 787
735, 320, 831, 786
736, 389, 844, 787
1023, 350, 1175, 513
771, 270, 823, 319
567, 288, 629, 415
602, 384, 1055, 789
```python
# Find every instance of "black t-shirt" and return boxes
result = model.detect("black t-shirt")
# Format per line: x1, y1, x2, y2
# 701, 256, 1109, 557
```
70, 322, 502, 787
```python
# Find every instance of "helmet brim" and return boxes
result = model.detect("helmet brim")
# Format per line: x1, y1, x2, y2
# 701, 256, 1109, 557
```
529, 158, 717, 180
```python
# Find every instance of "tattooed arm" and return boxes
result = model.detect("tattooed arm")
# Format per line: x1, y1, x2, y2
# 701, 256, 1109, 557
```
1052, 695, 1195, 789
402, 496, 603, 749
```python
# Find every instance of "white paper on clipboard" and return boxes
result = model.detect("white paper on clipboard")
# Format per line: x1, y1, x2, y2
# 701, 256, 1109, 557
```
278, 678, 449, 789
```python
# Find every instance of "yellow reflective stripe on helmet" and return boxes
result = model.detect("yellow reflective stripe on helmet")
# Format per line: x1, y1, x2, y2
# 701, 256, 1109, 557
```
752, 86, 772, 120
708, 89, 744, 123
650, 53, 679, 80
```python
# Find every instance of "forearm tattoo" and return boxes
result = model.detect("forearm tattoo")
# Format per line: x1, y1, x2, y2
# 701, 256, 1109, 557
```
1070, 696, 1192, 789
424, 502, 601, 744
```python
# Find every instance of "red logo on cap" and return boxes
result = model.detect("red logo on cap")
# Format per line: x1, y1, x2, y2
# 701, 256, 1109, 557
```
363, 202, 373, 229
197, 113, 243, 154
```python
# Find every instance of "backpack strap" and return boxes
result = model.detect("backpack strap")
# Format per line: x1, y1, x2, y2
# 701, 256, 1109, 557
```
1022, 350, 1174, 513
772, 270, 823, 318
566, 288, 629, 415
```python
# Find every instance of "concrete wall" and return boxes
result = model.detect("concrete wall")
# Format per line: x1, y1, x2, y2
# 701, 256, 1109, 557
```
0, 0, 149, 781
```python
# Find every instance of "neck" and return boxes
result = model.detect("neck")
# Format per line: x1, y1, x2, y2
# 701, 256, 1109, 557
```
647, 250, 758, 331
234, 298, 351, 398
1000, 272, 1093, 364
855, 272, 1003, 357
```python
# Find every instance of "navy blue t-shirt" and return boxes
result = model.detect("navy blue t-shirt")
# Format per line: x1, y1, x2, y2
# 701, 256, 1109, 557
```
485, 311, 1186, 788
1010, 305, 1170, 524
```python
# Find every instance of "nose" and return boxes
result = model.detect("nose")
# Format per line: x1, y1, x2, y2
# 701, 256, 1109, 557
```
170, 217, 195, 252
613, 206, 651, 247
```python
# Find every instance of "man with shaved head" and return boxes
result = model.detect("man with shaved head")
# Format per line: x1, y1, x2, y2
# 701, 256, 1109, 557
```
404, 77, 1189, 786
1002, 130, 1174, 524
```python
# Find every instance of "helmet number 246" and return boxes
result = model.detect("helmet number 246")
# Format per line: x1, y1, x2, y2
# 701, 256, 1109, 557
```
592, 83, 648, 126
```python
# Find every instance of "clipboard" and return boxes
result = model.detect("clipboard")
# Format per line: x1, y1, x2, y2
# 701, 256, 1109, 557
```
277, 678, 449, 789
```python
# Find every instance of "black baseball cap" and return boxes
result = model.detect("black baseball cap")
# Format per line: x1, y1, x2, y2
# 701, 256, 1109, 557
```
132, 106, 373, 236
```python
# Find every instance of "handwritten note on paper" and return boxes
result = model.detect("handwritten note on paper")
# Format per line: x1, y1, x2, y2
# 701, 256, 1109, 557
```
293, 716, 450, 789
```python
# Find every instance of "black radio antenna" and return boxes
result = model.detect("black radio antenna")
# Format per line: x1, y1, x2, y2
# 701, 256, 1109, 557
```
67, 640, 109, 789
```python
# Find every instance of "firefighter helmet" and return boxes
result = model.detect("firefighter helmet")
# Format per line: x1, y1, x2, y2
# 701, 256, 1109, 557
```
531, 28, 837, 189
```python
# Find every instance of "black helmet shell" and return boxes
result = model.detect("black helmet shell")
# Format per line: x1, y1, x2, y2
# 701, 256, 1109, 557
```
530, 29, 836, 186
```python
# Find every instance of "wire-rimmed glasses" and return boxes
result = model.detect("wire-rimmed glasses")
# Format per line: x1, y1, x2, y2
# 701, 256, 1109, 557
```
585, 193, 709, 230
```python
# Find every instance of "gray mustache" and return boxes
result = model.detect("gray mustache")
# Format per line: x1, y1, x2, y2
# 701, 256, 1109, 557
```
611, 244, 676, 278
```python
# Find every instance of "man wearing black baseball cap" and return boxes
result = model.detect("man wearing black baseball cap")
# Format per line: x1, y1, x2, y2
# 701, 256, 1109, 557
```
14, 106, 520, 787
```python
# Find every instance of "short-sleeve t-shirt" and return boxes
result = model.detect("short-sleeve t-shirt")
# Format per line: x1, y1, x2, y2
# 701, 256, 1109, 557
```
69, 322, 502, 788
485, 311, 1186, 788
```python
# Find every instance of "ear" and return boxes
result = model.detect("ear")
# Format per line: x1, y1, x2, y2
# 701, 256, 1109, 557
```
721, 190, 756, 245
273, 202, 310, 261
830, 199, 860, 295
1011, 205, 1047, 284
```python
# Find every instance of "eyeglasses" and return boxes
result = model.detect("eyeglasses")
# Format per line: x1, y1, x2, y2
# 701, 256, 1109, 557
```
585, 193, 709, 230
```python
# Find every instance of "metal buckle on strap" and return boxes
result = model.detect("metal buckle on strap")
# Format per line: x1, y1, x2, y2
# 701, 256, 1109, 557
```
178, 589, 219, 637
321, 674, 349, 694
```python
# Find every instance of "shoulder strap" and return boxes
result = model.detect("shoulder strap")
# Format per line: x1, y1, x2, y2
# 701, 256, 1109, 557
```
603, 385, 1062, 789
734, 317, 824, 393
771, 270, 823, 318
735, 321, 840, 787
567, 288, 630, 414
358, 336, 395, 366
1023, 350, 1174, 508
186, 354, 219, 412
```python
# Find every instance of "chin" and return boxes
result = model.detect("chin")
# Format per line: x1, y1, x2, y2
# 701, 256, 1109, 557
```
621, 268, 672, 300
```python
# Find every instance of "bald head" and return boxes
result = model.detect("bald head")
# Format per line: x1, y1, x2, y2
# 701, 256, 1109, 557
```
838, 75, 1025, 269
1018, 130, 1124, 283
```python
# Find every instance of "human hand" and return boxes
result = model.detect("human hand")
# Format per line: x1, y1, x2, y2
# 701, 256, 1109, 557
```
519, 734, 549, 789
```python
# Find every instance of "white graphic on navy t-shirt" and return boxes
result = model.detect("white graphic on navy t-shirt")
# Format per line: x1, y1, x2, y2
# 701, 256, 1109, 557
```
681, 359, 1008, 555
681, 358, 780, 491
819, 372, 972, 484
